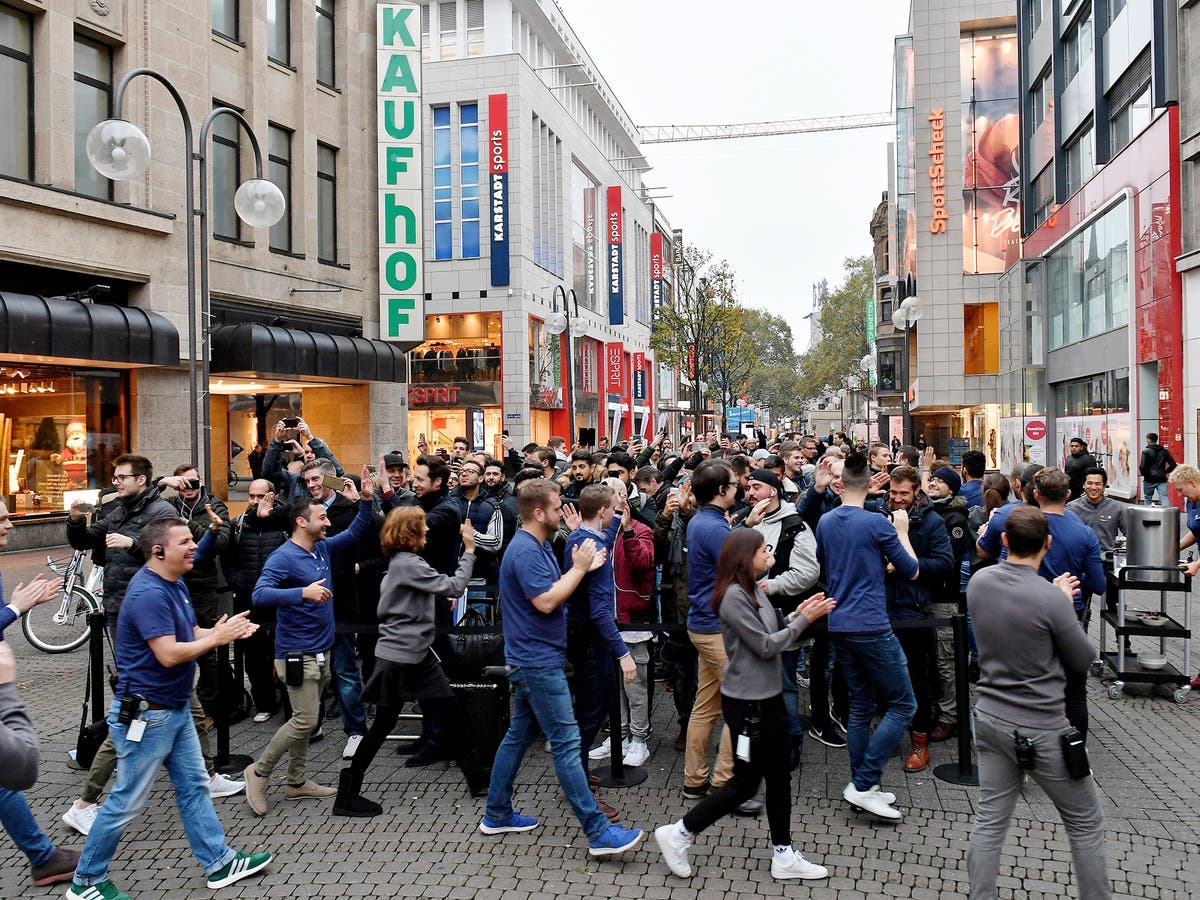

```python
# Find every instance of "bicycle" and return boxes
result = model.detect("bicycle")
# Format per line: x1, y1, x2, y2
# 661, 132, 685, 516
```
21, 550, 104, 653
227, 466, 240, 488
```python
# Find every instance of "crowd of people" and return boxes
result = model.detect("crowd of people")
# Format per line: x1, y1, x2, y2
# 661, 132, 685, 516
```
3, 416, 1192, 896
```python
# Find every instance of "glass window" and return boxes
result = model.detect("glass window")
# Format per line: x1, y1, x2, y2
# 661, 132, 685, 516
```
316, 0, 334, 87
267, 0, 289, 64
878, 349, 898, 391
1025, 0, 1043, 34
212, 0, 238, 40
421, 2, 430, 62
460, 103, 479, 258
0, 3, 33, 180
964, 303, 1000, 374
466, 0, 484, 57
1109, 0, 1127, 22
1030, 68, 1051, 128
1065, 124, 1094, 196
1031, 163, 1054, 228
433, 106, 451, 260
2, 368, 130, 517
1046, 198, 1129, 350
317, 142, 337, 262
267, 124, 291, 251
1110, 83, 1151, 155
211, 109, 241, 240
440, 0, 457, 60
74, 37, 112, 200
1063, 9, 1093, 86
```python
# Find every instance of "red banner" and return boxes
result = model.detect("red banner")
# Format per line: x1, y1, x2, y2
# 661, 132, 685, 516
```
632, 351, 647, 400
605, 342, 626, 394
687, 343, 697, 381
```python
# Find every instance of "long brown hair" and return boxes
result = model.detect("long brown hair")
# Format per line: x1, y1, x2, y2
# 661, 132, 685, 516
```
712, 528, 764, 614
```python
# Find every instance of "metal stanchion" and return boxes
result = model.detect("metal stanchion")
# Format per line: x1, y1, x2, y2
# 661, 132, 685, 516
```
933, 612, 978, 786
594, 658, 646, 788
214, 640, 253, 774
87, 612, 106, 718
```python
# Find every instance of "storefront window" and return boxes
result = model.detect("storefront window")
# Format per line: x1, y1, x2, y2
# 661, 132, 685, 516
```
1046, 198, 1129, 349
410, 312, 501, 383
1053, 368, 1133, 495
1, 367, 128, 516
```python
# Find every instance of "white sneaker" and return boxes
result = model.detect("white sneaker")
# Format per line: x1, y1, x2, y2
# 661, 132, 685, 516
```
343, 734, 364, 759
842, 782, 901, 820
588, 741, 612, 761
622, 740, 650, 767
62, 802, 99, 836
869, 784, 897, 804
654, 823, 692, 878
252, 711, 272, 724
207, 772, 246, 798
771, 848, 829, 880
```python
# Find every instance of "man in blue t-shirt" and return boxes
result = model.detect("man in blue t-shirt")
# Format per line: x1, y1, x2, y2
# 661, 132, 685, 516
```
815, 453, 920, 822
68, 516, 270, 900
482, 479, 643, 859
959, 450, 986, 510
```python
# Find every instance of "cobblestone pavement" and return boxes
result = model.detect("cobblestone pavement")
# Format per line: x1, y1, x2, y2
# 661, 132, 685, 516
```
1, 546, 1198, 898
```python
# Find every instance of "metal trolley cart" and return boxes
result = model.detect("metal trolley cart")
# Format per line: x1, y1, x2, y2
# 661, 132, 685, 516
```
1095, 564, 1192, 705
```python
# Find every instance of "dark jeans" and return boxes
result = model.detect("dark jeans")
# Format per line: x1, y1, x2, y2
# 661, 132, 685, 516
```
1064, 604, 1091, 738
663, 630, 697, 729
567, 633, 615, 773
896, 626, 937, 733
682, 694, 792, 846
236, 589, 278, 714
808, 627, 848, 729
834, 630, 916, 791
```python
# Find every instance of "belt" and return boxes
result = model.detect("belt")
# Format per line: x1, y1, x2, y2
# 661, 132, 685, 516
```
145, 701, 171, 710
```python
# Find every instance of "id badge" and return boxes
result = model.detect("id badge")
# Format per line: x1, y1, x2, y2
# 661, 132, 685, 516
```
127, 718, 147, 743
736, 732, 751, 762
316, 652, 326, 665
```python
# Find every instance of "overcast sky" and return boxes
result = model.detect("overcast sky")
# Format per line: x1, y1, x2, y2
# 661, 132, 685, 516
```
555, 0, 912, 354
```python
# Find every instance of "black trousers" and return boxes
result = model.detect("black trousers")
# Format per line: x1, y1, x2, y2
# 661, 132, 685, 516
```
682, 693, 792, 846
896, 627, 937, 733
663, 629, 698, 729
808, 627, 848, 729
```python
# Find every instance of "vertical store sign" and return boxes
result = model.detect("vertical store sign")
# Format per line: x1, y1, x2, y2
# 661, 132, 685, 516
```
377, 3, 423, 343
632, 352, 647, 400
488, 93, 510, 286
584, 187, 597, 303
607, 186, 624, 325
650, 232, 664, 321
605, 342, 626, 394
686, 343, 697, 381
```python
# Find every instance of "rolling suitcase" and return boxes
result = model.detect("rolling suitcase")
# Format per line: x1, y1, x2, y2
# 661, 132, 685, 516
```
451, 678, 510, 765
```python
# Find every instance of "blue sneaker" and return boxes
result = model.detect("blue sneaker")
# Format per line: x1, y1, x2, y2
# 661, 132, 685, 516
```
478, 812, 539, 835
588, 824, 644, 857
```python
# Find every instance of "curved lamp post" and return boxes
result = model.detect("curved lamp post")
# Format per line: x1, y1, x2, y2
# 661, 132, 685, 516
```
544, 285, 587, 445
87, 68, 284, 481
890, 295, 924, 445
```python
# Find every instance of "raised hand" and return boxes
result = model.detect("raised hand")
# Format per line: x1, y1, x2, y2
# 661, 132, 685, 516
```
10, 575, 63, 614
795, 592, 836, 622
203, 503, 223, 532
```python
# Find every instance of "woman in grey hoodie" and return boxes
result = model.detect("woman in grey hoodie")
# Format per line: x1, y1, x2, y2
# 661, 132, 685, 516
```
654, 528, 836, 882
334, 507, 487, 817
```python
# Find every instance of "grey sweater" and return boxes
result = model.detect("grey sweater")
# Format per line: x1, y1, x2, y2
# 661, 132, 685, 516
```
376, 550, 475, 664
0, 682, 39, 791
718, 583, 812, 701
968, 561, 1096, 730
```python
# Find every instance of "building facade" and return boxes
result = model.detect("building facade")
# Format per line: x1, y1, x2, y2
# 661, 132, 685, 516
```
1178, 0, 1200, 466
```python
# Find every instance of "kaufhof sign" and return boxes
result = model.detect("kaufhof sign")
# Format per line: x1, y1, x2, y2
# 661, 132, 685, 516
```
377, 3, 423, 343
488, 94, 510, 286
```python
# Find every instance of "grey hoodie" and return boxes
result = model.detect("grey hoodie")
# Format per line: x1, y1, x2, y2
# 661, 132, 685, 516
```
0, 682, 38, 791
376, 550, 475, 664
746, 501, 820, 600
719, 583, 812, 701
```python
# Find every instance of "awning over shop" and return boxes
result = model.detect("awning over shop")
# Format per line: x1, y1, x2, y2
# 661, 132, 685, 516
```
211, 322, 407, 384
0, 292, 179, 366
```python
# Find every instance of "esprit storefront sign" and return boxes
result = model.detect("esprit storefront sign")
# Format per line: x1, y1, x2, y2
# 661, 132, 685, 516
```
488, 93, 510, 286
928, 107, 947, 234
605, 342, 626, 394
607, 186, 624, 325
377, 3, 424, 343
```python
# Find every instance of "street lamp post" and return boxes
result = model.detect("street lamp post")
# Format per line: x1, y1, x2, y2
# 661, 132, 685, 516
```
87, 68, 284, 481
544, 285, 586, 446
890, 296, 924, 446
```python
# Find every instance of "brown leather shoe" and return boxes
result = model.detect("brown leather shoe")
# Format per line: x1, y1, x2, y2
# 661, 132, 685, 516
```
929, 723, 956, 743
594, 792, 619, 822
674, 727, 686, 752
904, 733, 930, 773
588, 773, 601, 789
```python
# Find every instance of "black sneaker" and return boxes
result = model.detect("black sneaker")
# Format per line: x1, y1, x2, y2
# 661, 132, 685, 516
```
808, 723, 847, 748
681, 781, 710, 800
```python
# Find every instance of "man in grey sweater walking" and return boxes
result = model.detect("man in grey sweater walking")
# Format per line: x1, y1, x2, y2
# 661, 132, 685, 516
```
966, 505, 1110, 899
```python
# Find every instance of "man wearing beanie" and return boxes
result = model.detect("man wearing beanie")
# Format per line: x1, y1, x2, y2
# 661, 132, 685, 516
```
924, 466, 972, 742
738, 470, 821, 756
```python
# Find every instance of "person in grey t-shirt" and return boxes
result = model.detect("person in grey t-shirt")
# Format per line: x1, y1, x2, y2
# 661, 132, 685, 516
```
1066, 467, 1127, 553
967, 505, 1110, 900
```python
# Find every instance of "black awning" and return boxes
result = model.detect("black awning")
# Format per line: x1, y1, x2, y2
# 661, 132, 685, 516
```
211, 322, 407, 384
0, 292, 179, 366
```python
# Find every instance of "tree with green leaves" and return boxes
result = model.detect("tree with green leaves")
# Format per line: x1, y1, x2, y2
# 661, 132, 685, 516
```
797, 254, 871, 401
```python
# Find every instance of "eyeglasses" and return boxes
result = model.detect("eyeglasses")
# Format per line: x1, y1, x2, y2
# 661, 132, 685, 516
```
111, 474, 136, 484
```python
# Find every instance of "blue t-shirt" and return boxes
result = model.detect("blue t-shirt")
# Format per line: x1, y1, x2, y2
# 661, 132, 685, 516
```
976, 500, 1023, 559
686, 506, 731, 633
500, 529, 569, 668
1187, 500, 1200, 545
815, 505, 919, 633
959, 479, 983, 510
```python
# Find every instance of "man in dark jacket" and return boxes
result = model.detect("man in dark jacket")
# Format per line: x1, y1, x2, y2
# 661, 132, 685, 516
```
483, 458, 519, 555
924, 466, 972, 742
262, 419, 344, 502
875, 466, 954, 773
1138, 432, 1176, 506
1062, 438, 1096, 503
226, 479, 289, 721
447, 459, 504, 585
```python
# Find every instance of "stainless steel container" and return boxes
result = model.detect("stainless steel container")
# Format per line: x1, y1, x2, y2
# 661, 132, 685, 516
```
1125, 505, 1181, 583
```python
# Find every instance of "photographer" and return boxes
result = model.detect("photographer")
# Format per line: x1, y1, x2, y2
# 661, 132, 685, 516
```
262, 418, 345, 503
967, 505, 1108, 900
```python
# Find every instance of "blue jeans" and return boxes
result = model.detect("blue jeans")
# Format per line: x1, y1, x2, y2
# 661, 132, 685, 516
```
485, 665, 610, 840
1143, 480, 1169, 505
779, 646, 803, 735
833, 630, 917, 791
73, 700, 236, 887
567, 634, 614, 773
0, 788, 55, 867
331, 632, 367, 736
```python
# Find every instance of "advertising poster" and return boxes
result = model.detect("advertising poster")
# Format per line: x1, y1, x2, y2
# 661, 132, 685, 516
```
1055, 413, 1134, 499
998, 416, 1046, 475
606, 186, 624, 325
488, 93, 510, 286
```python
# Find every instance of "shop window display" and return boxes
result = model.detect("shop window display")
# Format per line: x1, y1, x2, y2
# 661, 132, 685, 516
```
410, 313, 501, 383
0, 367, 128, 516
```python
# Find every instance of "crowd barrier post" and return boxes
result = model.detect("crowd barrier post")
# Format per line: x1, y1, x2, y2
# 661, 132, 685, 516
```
87, 612, 106, 720
594, 657, 647, 788
214, 641, 254, 774
932, 611, 979, 786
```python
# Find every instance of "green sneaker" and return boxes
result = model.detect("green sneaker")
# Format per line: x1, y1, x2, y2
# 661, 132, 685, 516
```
65, 882, 131, 900
206, 851, 272, 889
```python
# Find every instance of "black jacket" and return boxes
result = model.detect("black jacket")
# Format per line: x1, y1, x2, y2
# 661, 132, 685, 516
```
928, 495, 971, 602
67, 485, 177, 615
225, 501, 289, 601
1063, 450, 1096, 502
418, 488, 463, 577
325, 493, 364, 621
1139, 444, 1176, 483
166, 489, 232, 608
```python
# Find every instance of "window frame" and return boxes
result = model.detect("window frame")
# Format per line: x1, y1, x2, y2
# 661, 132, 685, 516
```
267, 0, 290, 66
73, 34, 113, 201
211, 107, 242, 241
315, 0, 335, 88
267, 123, 292, 253
212, 0, 240, 42
432, 105, 452, 260
0, 2, 34, 181
459, 102, 480, 259
316, 141, 338, 264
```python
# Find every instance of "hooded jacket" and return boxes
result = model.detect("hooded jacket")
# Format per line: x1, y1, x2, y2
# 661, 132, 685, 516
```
928, 494, 971, 602
375, 549, 475, 664
741, 501, 820, 602
66, 484, 177, 615
876, 495, 955, 620
613, 517, 656, 623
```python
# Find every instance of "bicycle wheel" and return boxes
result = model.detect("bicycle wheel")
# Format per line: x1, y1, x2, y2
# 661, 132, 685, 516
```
21, 587, 100, 653
227, 468, 240, 487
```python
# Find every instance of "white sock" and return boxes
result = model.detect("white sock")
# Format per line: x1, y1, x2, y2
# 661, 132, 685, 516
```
675, 820, 691, 839
774, 844, 792, 857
